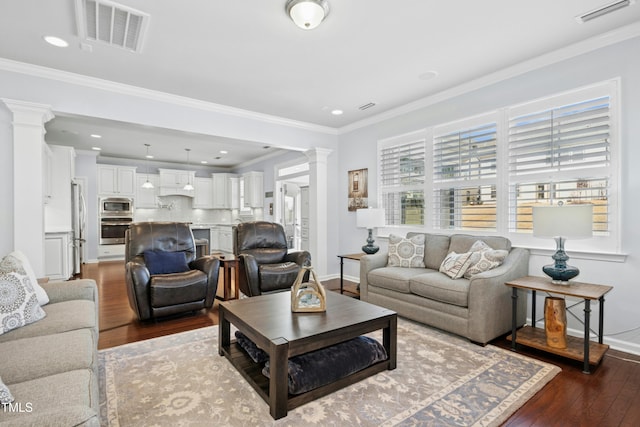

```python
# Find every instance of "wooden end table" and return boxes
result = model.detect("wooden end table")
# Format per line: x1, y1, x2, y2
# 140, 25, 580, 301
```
337, 253, 366, 295
505, 276, 613, 374
218, 291, 397, 419
214, 253, 239, 301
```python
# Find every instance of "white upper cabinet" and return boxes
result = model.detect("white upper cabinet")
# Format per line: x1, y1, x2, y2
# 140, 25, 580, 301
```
212, 173, 239, 209
158, 168, 196, 197
193, 177, 214, 209
243, 171, 264, 208
98, 165, 137, 196
135, 174, 159, 208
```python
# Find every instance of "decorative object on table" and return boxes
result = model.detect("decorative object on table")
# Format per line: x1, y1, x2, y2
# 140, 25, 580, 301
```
533, 202, 593, 284
544, 296, 567, 349
357, 207, 385, 254
291, 265, 326, 312
348, 168, 368, 211
285, 0, 330, 30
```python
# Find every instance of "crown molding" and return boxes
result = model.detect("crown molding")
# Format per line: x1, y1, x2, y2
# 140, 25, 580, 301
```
0, 58, 338, 136
339, 21, 640, 134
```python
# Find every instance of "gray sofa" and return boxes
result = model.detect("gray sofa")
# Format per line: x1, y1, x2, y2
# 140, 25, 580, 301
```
360, 233, 529, 344
0, 279, 99, 426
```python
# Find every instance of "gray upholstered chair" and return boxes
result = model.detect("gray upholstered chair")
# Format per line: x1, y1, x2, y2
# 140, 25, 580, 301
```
233, 221, 311, 297
124, 221, 220, 321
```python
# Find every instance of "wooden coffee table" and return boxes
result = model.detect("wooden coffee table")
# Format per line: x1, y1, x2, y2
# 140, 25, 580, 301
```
218, 291, 397, 419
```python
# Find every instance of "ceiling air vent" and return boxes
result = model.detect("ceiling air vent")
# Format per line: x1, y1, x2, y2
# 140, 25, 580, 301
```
576, 0, 634, 23
75, 0, 150, 52
358, 102, 376, 111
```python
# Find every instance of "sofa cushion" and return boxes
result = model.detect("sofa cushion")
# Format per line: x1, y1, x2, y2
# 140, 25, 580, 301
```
408, 233, 451, 270
0, 299, 96, 344
410, 273, 470, 307
464, 240, 509, 278
0, 254, 47, 336
0, 329, 96, 384
1, 370, 98, 426
368, 267, 429, 293
439, 251, 476, 279
448, 234, 511, 254
150, 269, 208, 308
388, 234, 425, 267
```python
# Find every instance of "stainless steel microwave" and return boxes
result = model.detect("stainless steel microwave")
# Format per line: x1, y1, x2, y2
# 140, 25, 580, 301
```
100, 197, 133, 217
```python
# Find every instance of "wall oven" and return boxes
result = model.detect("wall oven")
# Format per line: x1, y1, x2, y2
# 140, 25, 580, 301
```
99, 197, 134, 245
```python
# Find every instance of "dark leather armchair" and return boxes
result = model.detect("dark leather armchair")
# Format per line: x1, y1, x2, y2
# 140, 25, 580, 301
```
233, 221, 311, 297
124, 222, 220, 321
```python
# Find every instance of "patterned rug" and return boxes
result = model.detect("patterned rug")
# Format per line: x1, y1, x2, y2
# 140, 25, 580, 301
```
99, 319, 560, 426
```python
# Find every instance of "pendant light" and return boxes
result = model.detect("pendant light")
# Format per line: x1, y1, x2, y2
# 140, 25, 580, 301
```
141, 144, 154, 189
183, 148, 194, 191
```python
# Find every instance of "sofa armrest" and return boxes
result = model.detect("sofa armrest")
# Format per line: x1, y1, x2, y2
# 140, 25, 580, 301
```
466, 247, 530, 344
359, 251, 388, 300
41, 279, 98, 304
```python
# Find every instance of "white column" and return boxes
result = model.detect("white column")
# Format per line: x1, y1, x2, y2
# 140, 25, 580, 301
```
2, 99, 54, 277
305, 148, 332, 276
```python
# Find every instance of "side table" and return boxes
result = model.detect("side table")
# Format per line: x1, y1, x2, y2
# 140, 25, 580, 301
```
505, 276, 613, 374
214, 253, 239, 301
337, 253, 366, 295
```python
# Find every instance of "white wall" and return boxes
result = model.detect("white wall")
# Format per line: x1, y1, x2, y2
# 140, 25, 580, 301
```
0, 104, 13, 256
337, 36, 640, 354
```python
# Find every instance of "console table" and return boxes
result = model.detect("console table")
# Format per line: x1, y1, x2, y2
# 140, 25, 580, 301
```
505, 276, 613, 374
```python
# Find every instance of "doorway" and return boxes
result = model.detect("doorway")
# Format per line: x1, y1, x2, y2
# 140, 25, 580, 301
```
275, 161, 309, 251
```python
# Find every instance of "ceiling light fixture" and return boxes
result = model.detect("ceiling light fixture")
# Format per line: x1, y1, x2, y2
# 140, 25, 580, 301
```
183, 148, 194, 191
91, 146, 101, 151
141, 144, 154, 189
43, 36, 69, 47
331, 109, 343, 115
90, 134, 102, 138
576, 0, 633, 23
285, 0, 329, 30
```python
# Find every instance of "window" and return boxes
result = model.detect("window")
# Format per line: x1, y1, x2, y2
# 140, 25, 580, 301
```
432, 115, 498, 231
507, 82, 614, 236
378, 133, 425, 226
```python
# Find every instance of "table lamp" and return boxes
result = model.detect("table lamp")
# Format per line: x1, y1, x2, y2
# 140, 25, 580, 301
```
532, 202, 593, 284
357, 208, 385, 254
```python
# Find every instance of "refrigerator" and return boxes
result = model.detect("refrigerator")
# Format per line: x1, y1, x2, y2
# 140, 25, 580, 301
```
71, 180, 87, 275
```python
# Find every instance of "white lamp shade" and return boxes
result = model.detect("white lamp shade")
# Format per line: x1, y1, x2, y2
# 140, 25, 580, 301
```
357, 208, 385, 229
288, 0, 328, 30
533, 204, 593, 239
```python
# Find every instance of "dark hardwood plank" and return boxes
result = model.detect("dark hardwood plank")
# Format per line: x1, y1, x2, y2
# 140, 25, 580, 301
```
78, 262, 640, 425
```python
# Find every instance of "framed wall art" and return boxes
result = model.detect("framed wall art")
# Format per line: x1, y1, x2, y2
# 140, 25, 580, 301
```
348, 168, 368, 211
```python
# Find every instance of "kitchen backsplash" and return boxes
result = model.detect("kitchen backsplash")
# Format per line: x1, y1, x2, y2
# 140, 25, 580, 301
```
134, 195, 234, 224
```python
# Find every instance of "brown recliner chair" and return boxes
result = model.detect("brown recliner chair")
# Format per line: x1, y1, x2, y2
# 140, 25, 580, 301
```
124, 222, 220, 321
233, 221, 311, 297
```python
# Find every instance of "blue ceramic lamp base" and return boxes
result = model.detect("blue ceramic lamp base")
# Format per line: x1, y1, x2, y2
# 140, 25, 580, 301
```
543, 236, 580, 285
362, 228, 379, 254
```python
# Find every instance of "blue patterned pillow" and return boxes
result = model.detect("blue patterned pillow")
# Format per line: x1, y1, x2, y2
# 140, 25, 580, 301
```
143, 251, 189, 275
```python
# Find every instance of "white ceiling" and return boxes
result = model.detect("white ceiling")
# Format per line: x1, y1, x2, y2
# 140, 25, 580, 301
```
2, 0, 639, 166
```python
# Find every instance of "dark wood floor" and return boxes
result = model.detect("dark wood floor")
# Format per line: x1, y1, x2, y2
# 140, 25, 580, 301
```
80, 261, 640, 426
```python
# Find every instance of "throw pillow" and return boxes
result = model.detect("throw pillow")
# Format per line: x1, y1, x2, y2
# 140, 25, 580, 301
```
388, 234, 425, 268
464, 248, 509, 278
0, 375, 14, 405
143, 250, 190, 275
439, 251, 475, 279
0, 256, 47, 336
5, 250, 49, 306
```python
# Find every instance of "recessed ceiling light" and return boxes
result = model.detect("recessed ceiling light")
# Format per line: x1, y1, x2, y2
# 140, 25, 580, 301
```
418, 70, 439, 81
43, 36, 69, 48
201, 160, 208, 164
90, 134, 102, 138
145, 154, 154, 159
331, 109, 343, 115
91, 147, 101, 151
220, 150, 228, 154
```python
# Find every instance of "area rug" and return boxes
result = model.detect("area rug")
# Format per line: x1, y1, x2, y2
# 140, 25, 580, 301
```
98, 319, 560, 426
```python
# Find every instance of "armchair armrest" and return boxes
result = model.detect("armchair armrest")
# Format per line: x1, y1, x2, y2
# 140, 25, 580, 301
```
359, 251, 389, 300
284, 250, 311, 267
190, 256, 221, 306
237, 254, 262, 297
125, 261, 152, 320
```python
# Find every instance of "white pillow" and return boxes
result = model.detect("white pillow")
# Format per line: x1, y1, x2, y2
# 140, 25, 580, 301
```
388, 234, 425, 268
0, 375, 14, 404
7, 250, 49, 306
439, 251, 476, 279
0, 254, 47, 336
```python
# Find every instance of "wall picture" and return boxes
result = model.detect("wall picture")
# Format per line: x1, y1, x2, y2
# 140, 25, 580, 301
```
348, 168, 368, 211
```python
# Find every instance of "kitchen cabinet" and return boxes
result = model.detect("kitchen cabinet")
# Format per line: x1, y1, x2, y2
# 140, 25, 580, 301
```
45, 231, 73, 280
158, 168, 195, 197
242, 171, 264, 208
193, 177, 214, 208
98, 165, 137, 196
212, 173, 239, 209
45, 145, 76, 232
136, 174, 159, 208
217, 225, 234, 253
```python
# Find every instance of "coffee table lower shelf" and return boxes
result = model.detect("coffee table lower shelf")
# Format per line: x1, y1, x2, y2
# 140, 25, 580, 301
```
221, 341, 391, 414
507, 326, 609, 365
